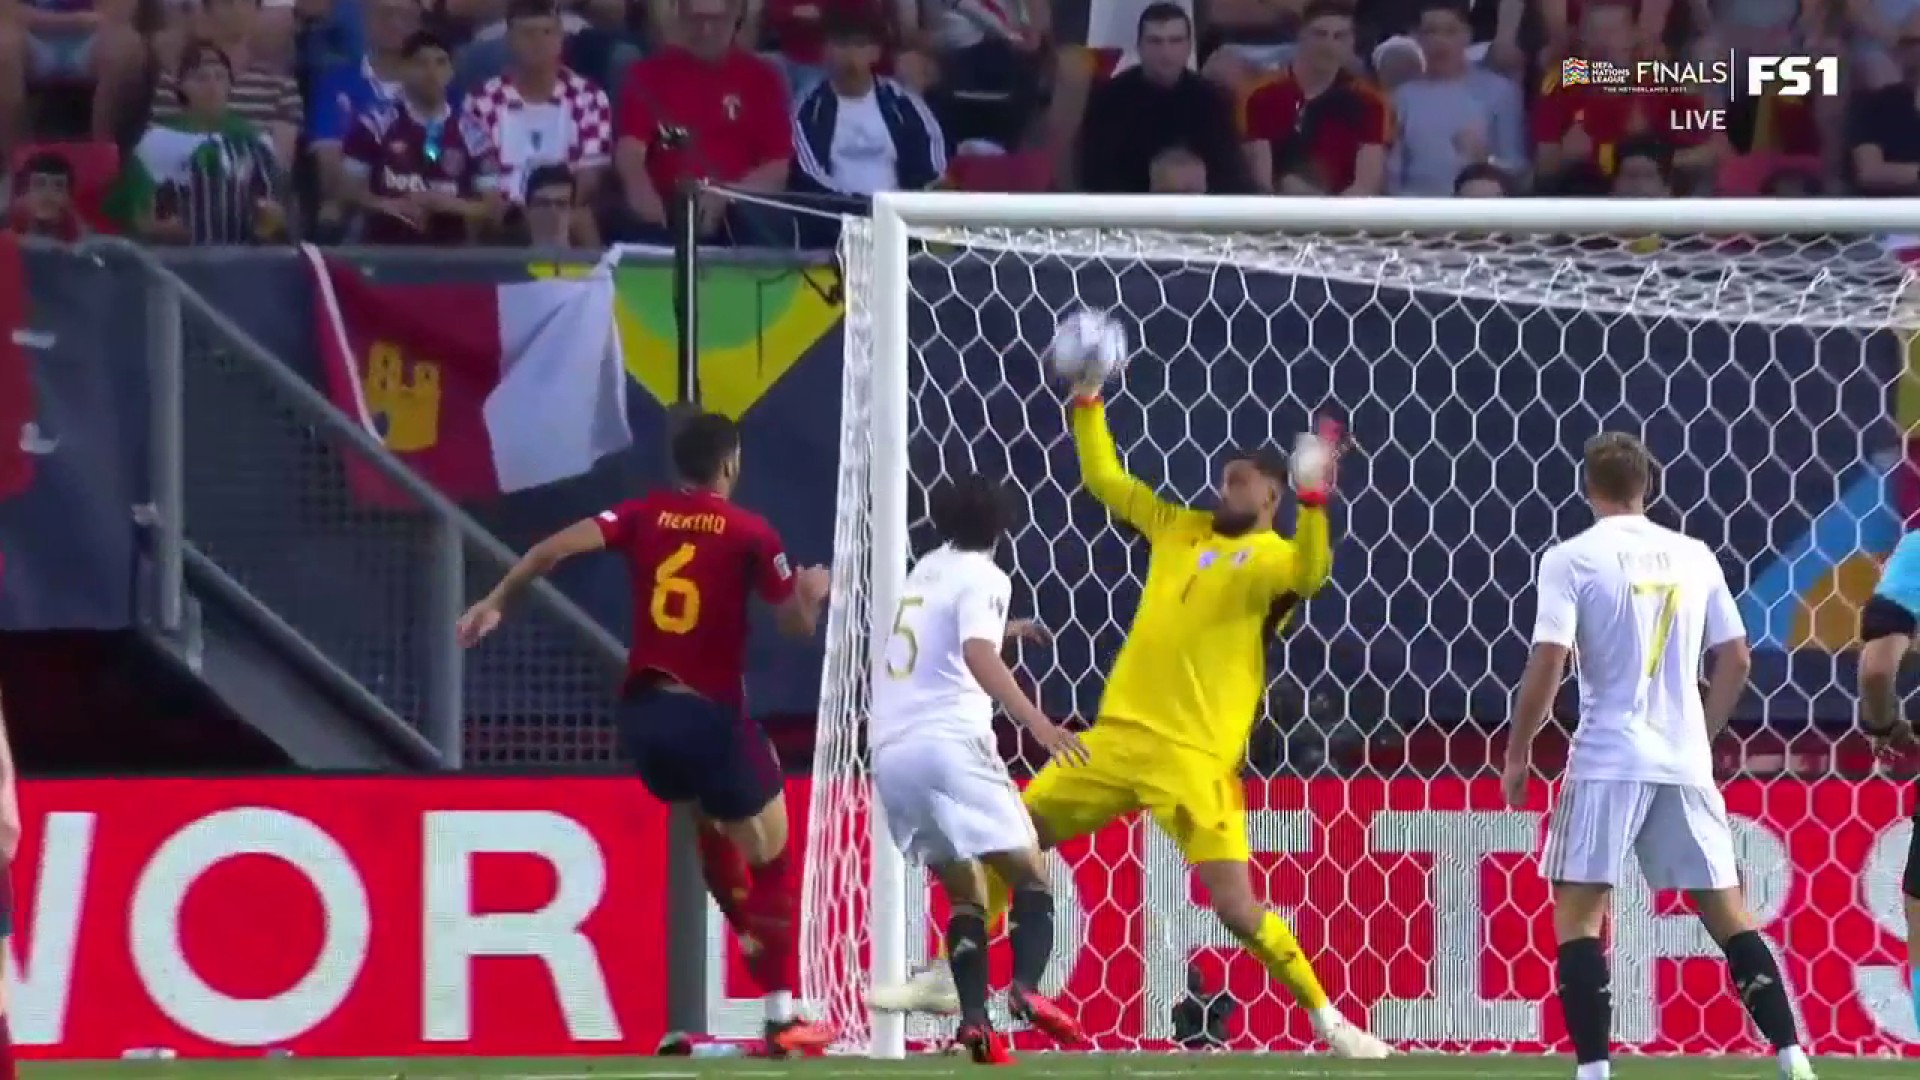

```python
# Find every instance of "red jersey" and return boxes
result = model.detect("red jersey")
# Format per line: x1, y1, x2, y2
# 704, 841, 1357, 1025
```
615, 47, 792, 196
1531, 80, 1707, 174
595, 488, 796, 706
1239, 68, 1390, 193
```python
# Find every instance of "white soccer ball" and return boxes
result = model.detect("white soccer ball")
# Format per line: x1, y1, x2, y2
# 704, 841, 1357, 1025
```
1049, 309, 1129, 387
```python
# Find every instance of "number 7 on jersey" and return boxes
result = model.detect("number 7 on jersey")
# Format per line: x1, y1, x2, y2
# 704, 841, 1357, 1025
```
1630, 581, 1679, 677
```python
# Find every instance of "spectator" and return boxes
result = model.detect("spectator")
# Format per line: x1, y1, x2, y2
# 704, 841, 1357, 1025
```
0, 0, 147, 151
756, 0, 897, 98
6, 151, 82, 239
462, 0, 611, 217
308, 0, 422, 217
1610, 134, 1672, 196
1079, 2, 1247, 193
153, 0, 305, 165
1851, 30, 1920, 193
905, 0, 1047, 151
1239, 0, 1388, 195
1388, 0, 1524, 195
515, 161, 577, 245
791, 8, 945, 198
615, 0, 792, 244
342, 30, 496, 244
1531, 0, 1717, 189
1148, 144, 1208, 191
451, 0, 635, 96
106, 41, 286, 244
1453, 159, 1512, 195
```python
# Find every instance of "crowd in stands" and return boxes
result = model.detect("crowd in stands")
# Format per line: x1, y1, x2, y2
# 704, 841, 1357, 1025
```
0, 0, 1903, 247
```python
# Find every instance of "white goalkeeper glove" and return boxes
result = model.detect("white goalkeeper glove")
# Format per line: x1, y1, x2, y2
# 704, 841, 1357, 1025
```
1290, 419, 1344, 508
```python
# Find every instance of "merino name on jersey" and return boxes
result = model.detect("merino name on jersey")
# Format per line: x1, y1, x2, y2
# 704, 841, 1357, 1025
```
869, 545, 1012, 753
1531, 515, 1745, 787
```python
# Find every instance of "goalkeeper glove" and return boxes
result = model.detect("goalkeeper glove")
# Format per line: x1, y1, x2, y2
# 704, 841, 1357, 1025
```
1290, 421, 1342, 508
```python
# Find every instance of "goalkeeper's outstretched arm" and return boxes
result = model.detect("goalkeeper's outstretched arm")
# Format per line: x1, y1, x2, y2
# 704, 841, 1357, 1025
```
1069, 393, 1207, 541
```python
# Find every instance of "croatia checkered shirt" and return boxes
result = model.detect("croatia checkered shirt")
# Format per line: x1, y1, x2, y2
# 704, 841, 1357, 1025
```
459, 66, 612, 202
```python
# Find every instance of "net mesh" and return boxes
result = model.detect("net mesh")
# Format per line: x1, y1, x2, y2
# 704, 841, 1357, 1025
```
805, 217, 1920, 1056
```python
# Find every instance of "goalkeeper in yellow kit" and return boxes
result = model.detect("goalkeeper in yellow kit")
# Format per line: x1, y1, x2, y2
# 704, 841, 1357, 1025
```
872, 375, 1393, 1057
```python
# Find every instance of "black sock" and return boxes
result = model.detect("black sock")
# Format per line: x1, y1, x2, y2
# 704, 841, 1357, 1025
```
1556, 937, 1612, 1065
1007, 887, 1054, 992
946, 904, 992, 1028
1723, 930, 1800, 1051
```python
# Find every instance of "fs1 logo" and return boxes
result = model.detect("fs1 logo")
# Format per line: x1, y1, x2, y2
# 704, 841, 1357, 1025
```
1745, 55, 1841, 96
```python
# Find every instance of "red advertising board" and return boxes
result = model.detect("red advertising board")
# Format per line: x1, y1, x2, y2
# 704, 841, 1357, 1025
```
6, 774, 1916, 1059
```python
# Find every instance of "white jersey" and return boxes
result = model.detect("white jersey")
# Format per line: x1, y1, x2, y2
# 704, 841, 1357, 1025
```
1531, 515, 1746, 786
869, 545, 1011, 753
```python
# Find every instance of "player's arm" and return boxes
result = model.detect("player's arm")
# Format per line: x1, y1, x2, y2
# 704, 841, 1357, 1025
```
1508, 547, 1576, 772
455, 512, 615, 645
1859, 547, 1920, 743
1068, 394, 1208, 541
1700, 555, 1751, 740
958, 575, 1086, 763
749, 520, 829, 639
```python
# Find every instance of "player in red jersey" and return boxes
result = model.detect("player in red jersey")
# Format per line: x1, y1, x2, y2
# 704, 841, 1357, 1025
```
457, 412, 835, 1056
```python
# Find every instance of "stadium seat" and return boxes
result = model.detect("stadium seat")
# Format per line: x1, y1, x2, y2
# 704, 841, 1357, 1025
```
9, 140, 121, 234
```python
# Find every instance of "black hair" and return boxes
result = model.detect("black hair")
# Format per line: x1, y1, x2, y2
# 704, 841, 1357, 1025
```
400, 29, 450, 57
929, 474, 1013, 552
1453, 160, 1513, 194
1614, 135, 1674, 178
1415, 0, 1471, 22
1136, 1, 1190, 39
505, 0, 559, 24
671, 411, 741, 485
1300, 0, 1354, 26
176, 39, 233, 84
1237, 447, 1290, 489
21, 152, 73, 182
822, 5, 882, 41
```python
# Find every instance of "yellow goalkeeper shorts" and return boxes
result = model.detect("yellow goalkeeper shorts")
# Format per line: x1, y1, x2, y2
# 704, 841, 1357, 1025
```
1022, 723, 1250, 865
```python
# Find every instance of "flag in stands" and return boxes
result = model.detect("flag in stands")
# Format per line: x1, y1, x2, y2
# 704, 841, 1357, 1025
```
0, 235, 36, 503
305, 247, 632, 504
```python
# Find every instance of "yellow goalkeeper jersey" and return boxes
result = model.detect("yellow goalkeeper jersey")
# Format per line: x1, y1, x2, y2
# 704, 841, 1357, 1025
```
1071, 399, 1333, 766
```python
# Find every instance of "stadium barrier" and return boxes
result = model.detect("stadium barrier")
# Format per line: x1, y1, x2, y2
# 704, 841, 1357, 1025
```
7, 775, 1914, 1058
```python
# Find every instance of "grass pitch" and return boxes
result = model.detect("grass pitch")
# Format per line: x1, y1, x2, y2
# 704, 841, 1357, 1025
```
18, 1055, 1915, 1080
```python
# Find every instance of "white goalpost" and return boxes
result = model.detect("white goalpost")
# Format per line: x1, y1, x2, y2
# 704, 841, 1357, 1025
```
805, 194, 1920, 1060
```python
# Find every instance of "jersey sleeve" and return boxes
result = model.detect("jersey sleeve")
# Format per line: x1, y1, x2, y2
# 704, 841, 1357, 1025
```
954, 566, 1012, 646
748, 516, 797, 605
1702, 552, 1746, 648
1070, 398, 1210, 543
1531, 546, 1578, 648
594, 498, 648, 547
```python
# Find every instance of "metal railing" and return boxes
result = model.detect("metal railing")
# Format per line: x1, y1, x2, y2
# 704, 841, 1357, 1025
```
94, 237, 629, 768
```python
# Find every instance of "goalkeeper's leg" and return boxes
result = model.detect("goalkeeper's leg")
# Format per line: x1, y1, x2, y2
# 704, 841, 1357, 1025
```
1190, 859, 1391, 1058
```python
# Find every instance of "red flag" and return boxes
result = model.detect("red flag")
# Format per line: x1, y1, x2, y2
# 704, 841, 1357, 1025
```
0, 234, 35, 504
306, 249, 631, 505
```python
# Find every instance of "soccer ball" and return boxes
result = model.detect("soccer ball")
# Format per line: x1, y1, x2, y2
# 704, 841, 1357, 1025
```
1049, 309, 1129, 387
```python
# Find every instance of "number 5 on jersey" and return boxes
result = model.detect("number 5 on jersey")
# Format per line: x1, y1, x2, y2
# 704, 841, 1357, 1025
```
885, 596, 924, 679
1631, 581, 1679, 677
652, 543, 701, 634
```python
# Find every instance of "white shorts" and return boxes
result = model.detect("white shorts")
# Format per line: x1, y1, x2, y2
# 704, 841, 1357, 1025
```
873, 736, 1035, 866
1540, 779, 1740, 891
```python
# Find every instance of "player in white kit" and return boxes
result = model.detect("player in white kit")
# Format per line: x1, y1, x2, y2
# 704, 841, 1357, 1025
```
869, 474, 1089, 1063
1503, 434, 1814, 1080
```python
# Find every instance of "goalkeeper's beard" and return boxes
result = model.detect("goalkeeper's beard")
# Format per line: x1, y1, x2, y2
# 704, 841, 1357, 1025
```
1211, 507, 1260, 536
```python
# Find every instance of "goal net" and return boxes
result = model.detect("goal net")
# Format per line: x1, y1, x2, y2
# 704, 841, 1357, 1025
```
804, 196, 1920, 1058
